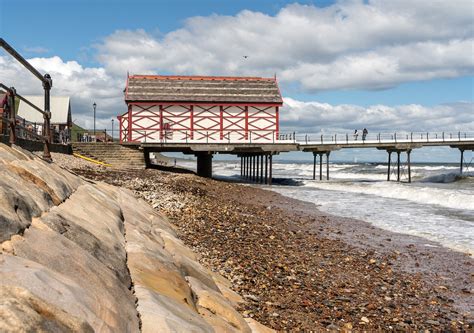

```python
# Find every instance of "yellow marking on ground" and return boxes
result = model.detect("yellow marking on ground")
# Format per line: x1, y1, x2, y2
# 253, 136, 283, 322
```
73, 153, 112, 167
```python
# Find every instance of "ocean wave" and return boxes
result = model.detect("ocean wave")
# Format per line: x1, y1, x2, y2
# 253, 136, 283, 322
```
302, 181, 474, 211
419, 171, 473, 183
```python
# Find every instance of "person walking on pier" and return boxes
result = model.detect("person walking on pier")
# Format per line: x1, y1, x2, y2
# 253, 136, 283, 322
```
362, 128, 368, 141
353, 129, 358, 141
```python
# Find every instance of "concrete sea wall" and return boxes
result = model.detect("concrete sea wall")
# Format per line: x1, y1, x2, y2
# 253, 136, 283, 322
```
0, 143, 272, 332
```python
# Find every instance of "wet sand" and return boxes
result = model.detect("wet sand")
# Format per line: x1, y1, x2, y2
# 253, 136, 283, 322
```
70, 165, 473, 331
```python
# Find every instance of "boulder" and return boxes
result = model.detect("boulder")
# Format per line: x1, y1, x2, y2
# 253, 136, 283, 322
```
187, 276, 251, 333
135, 286, 213, 333
9, 224, 139, 332
0, 254, 108, 331
127, 251, 196, 312
0, 285, 94, 333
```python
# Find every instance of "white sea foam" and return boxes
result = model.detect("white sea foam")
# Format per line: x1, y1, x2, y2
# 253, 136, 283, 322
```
192, 160, 474, 254
302, 181, 474, 210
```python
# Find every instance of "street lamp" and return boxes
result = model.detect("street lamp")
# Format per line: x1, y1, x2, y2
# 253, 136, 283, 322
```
93, 102, 96, 136
111, 118, 114, 142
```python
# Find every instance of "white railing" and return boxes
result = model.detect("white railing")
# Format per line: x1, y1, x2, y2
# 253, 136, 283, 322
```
129, 130, 297, 144
296, 131, 474, 145
122, 129, 474, 146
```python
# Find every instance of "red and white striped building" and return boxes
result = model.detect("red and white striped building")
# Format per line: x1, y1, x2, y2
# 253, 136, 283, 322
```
119, 75, 283, 144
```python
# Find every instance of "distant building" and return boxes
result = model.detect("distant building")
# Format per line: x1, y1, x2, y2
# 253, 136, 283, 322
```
119, 75, 283, 143
17, 96, 72, 132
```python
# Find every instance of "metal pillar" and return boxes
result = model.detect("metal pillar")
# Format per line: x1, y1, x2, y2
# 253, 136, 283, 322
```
256, 154, 260, 183
387, 151, 391, 181
397, 151, 401, 182
240, 157, 243, 177
42, 74, 52, 161
7, 88, 16, 145
319, 153, 323, 181
252, 155, 256, 182
407, 150, 411, 183
196, 152, 213, 178
248, 156, 251, 180
460, 149, 464, 174
264, 154, 268, 184
260, 154, 264, 183
313, 153, 316, 180
326, 151, 330, 180
269, 154, 273, 185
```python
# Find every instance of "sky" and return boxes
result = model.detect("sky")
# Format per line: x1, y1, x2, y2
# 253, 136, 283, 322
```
0, 0, 473, 162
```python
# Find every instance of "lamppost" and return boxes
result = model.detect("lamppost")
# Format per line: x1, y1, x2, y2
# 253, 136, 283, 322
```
93, 102, 96, 136
111, 118, 114, 142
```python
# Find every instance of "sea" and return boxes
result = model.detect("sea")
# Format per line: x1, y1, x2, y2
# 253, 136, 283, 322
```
176, 159, 474, 255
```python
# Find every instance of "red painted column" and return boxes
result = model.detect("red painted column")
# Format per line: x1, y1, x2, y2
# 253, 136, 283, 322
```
219, 106, 224, 140
159, 105, 164, 139
127, 104, 132, 142
275, 106, 279, 141
245, 106, 249, 140
118, 116, 122, 143
190, 105, 194, 139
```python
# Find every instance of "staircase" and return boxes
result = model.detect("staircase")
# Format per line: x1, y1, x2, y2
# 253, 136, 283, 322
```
72, 142, 146, 169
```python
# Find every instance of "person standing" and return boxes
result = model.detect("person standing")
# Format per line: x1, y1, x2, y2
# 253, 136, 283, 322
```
353, 129, 358, 141
362, 128, 368, 141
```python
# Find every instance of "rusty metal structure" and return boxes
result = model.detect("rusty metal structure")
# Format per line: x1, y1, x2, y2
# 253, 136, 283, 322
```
0, 38, 53, 161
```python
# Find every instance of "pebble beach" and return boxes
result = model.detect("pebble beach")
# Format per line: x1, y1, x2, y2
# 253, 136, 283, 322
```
50, 153, 473, 331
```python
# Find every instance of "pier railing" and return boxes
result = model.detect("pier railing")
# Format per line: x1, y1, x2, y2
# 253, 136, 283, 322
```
295, 131, 474, 145
128, 129, 298, 144
121, 128, 473, 146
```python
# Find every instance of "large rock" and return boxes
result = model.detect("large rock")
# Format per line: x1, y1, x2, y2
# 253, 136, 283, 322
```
0, 171, 51, 243
0, 286, 94, 333
135, 286, 214, 333
39, 186, 130, 286
9, 223, 139, 332
187, 276, 252, 333
0, 254, 110, 331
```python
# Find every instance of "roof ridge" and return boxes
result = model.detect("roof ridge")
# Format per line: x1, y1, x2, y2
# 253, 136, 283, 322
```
129, 75, 276, 81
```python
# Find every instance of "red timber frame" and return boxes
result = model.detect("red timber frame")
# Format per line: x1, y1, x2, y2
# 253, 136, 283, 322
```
119, 102, 281, 144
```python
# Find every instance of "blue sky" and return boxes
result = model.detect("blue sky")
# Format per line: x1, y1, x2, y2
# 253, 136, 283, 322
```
1, 0, 473, 162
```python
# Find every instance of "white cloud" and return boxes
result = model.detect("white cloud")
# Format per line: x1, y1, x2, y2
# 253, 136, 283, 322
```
96, 1, 474, 91
1, 1, 473, 133
0, 54, 122, 129
281, 97, 474, 134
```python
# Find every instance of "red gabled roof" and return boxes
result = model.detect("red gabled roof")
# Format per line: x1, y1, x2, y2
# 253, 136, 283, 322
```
124, 74, 283, 105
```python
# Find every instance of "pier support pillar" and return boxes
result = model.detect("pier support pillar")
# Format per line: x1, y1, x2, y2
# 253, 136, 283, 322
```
407, 149, 411, 183
246, 156, 250, 179
240, 157, 243, 177
196, 152, 213, 178
312, 153, 316, 180
248, 155, 251, 180
252, 155, 256, 182
397, 151, 401, 182
256, 154, 260, 182
269, 154, 273, 185
460, 149, 464, 174
387, 151, 391, 181
260, 155, 264, 183
264, 154, 268, 184
319, 153, 323, 181
326, 151, 330, 180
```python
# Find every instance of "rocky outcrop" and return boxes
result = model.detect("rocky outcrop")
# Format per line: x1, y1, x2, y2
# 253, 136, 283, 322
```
0, 144, 273, 332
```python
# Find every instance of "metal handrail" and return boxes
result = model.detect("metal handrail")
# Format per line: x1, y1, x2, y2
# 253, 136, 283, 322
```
119, 127, 474, 145
1, 39, 53, 160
